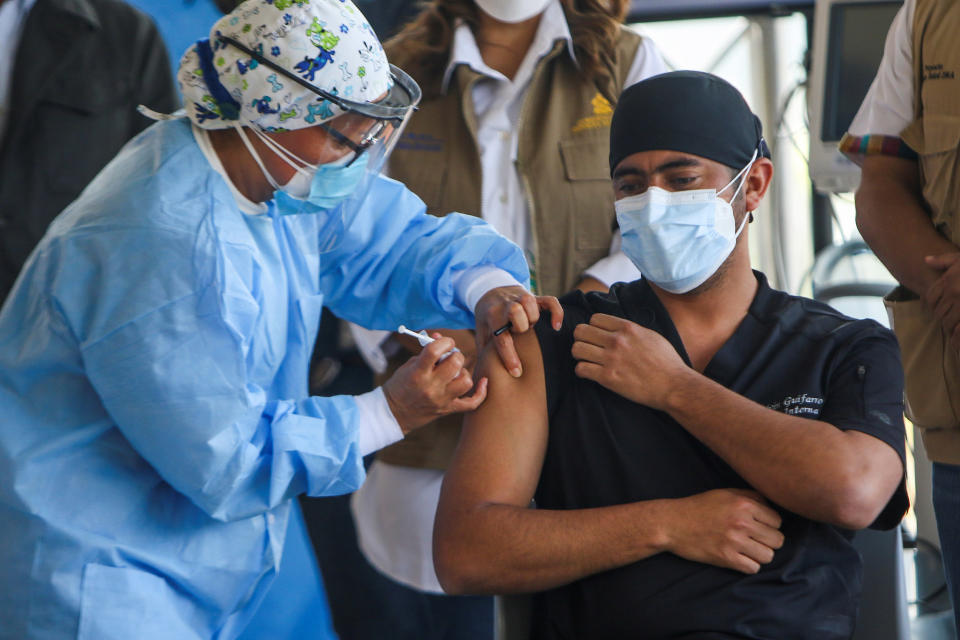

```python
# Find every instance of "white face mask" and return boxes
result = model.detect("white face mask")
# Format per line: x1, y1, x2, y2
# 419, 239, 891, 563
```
475, 0, 551, 23
614, 150, 758, 294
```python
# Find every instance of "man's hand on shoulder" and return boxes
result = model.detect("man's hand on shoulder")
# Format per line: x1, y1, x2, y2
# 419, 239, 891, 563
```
662, 489, 785, 574
572, 313, 691, 408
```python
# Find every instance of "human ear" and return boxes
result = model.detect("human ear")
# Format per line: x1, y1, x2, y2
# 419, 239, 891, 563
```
743, 158, 774, 213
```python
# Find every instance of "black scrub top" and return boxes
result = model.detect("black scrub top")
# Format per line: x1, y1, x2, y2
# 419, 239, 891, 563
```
531, 272, 908, 640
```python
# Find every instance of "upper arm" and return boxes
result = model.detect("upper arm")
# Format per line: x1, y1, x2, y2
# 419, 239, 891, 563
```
440, 329, 550, 511
859, 154, 921, 198
856, 154, 925, 248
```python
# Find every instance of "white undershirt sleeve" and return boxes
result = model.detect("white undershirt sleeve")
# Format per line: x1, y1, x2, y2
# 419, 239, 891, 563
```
582, 231, 641, 287
453, 265, 526, 314
354, 387, 404, 456
623, 34, 671, 88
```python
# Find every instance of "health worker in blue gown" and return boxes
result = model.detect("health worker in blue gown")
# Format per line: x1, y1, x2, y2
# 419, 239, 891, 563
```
0, 1, 561, 638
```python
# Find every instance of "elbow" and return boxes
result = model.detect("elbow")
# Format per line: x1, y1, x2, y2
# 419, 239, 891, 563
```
823, 473, 888, 530
433, 532, 489, 596
433, 511, 504, 596
195, 488, 256, 523
434, 556, 473, 596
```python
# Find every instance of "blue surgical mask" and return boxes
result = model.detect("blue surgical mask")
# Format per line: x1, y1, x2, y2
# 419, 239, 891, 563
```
615, 152, 756, 294
302, 152, 370, 210
235, 124, 369, 210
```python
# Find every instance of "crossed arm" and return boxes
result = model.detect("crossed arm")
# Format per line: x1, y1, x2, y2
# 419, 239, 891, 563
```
571, 314, 906, 530
857, 155, 960, 351
433, 329, 784, 595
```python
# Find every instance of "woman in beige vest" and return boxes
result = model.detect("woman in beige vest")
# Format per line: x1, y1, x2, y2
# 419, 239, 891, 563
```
327, 1, 667, 637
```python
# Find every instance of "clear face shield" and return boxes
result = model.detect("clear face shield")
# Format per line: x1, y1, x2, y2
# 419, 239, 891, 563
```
220, 35, 421, 250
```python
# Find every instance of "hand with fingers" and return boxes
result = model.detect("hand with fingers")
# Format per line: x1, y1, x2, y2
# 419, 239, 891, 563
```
572, 313, 689, 409
474, 285, 563, 378
924, 252, 960, 354
382, 334, 489, 434
663, 489, 785, 574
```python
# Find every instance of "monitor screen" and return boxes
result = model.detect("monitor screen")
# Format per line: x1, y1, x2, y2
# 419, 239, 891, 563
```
821, 1, 902, 141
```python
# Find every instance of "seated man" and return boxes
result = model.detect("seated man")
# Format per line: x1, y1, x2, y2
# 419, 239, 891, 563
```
434, 71, 909, 640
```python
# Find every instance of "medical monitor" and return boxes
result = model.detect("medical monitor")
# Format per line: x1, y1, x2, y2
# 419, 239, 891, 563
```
808, 0, 902, 193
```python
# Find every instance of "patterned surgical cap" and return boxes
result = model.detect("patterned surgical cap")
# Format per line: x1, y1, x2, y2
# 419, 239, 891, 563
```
177, 0, 391, 131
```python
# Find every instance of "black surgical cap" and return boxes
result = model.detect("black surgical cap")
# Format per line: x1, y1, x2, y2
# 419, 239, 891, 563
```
609, 71, 771, 176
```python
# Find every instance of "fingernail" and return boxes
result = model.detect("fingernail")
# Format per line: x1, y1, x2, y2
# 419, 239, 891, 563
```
511, 367, 522, 378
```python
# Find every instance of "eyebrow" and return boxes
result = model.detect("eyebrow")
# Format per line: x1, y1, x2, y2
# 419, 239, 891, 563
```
612, 157, 703, 180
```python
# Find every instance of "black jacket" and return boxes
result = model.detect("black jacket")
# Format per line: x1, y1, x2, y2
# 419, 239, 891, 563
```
0, 0, 178, 300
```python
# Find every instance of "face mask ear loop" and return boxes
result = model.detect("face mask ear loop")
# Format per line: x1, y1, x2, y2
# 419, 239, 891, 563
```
726, 148, 759, 239
734, 205, 751, 238
248, 126, 320, 174
718, 147, 760, 201
234, 123, 282, 191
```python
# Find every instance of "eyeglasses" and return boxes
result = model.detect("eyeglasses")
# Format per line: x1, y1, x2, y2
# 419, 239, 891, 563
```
319, 119, 388, 167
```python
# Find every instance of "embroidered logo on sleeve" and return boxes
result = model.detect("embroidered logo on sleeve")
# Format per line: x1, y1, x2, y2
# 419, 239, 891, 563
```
767, 393, 824, 417
571, 93, 614, 133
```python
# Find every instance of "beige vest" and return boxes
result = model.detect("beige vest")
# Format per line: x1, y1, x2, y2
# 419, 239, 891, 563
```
377, 27, 644, 470
884, 0, 960, 463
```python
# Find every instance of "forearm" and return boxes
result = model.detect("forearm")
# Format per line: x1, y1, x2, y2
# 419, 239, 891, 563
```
664, 371, 892, 528
856, 158, 957, 294
434, 499, 671, 595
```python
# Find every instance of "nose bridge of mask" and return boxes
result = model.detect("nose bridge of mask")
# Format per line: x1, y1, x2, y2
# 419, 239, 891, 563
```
630, 186, 717, 215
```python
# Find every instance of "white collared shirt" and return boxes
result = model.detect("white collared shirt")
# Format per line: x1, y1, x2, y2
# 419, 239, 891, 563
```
0, 0, 38, 142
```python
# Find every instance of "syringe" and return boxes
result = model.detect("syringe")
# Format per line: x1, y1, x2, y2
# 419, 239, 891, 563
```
397, 325, 459, 362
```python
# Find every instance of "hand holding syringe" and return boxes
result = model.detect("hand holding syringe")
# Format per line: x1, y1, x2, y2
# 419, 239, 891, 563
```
383, 326, 485, 434
397, 325, 460, 362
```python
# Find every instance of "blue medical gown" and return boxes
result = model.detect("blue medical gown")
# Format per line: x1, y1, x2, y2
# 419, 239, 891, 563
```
0, 119, 527, 639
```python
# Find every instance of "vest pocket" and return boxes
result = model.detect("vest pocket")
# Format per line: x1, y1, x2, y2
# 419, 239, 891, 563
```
884, 288, 960, 430
916, 115, 960, 241
558, 133, 616, 253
